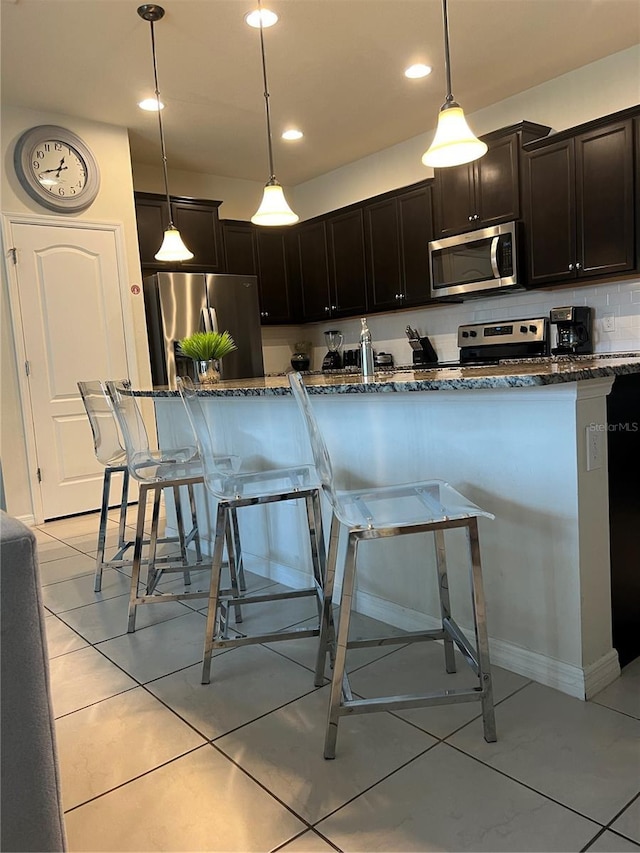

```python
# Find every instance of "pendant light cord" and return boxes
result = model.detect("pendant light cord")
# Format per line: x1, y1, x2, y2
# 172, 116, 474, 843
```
148, 18, 175, 226
441, 0, 454, 106
257, 1, 276, 181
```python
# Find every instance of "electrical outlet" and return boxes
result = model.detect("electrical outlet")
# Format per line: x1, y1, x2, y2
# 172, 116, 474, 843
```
586, 425, 604, 471
602, 314, 615, 332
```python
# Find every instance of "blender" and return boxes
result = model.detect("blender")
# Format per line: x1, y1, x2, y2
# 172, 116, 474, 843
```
322, 330, 343, 371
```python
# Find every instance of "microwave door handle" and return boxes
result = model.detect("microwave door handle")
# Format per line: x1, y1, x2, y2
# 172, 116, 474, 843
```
490, 236, 501, 279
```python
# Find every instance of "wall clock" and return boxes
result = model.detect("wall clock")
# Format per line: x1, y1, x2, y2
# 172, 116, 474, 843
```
13, 125, 101, 213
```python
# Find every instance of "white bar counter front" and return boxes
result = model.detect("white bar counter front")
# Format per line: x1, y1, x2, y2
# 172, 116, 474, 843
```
137, 355, 640, 701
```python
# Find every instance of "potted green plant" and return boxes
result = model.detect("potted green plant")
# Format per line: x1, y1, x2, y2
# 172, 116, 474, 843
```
178, 331, 237, 384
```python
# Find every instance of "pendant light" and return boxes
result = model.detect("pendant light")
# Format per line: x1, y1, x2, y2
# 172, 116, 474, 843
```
138, 4, 193, 261
422, 0, 487, 169
250, 1, 298, 226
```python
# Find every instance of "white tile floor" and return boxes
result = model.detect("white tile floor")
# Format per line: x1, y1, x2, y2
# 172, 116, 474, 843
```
36, 510, 640, 853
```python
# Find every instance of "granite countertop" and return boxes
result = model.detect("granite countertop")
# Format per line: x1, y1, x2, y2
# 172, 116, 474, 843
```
137, 352, 640, 397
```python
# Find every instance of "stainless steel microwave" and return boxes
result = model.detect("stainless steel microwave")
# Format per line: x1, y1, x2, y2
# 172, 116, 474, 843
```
429, 221, 521, 298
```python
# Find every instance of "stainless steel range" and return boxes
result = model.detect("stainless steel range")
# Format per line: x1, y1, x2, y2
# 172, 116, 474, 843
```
456, 317, 549, 365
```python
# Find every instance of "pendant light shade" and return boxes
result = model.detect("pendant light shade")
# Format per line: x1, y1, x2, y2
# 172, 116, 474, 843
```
138, 4, 193, 261
251, 179, 299, 226
422, 0, 486, 169
422, 104, 487, 168
155, 227, 194, 262
251, 1, 298, 226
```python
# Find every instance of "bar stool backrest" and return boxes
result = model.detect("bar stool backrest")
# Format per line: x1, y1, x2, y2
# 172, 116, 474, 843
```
78, 380, 127, 467
176, 377, 241, 498
105, 381, 153, 472
288, 372, 341, 516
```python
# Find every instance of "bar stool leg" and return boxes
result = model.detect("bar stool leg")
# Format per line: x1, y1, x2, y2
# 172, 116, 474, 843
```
128, 485, 149, 632
324, 531, 358, 760
187, 482, 202, 564
229, 507, 246, 592
434, 528, 456, 674
201, 502, 228, 685
146, 488, 163, 594
305, 493, 325, 618
467, 518, 497, 743
116, 468, 130, 550
94, 468, 112, 592
173, 485, 191, 586
225, 517, 243, 624
314, 512, 338, 686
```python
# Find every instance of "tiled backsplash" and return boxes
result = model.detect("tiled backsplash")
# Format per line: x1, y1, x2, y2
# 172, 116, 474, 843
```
262, 278, 640, 374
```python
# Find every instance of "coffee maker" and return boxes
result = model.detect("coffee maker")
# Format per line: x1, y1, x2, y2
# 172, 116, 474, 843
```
322, 330, 343, 370
549, 306, 593, 355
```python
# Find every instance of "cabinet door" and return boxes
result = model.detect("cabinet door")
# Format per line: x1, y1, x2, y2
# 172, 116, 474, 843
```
171, 200, 223, 271
433, 163, 474, 236
575, 120, 635, 277
474, 134, 520, 226
327, 209, 368, 317
297, 221, 331, 322
221, 220, 257, 275
362, 198, 401, 312
135, 195, 169, 266
523, 140, 576, 286
255, 229, 293, 324
398, 184, 433, 306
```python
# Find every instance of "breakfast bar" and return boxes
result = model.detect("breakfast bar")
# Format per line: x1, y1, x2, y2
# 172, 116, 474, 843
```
139, 355, 640, 702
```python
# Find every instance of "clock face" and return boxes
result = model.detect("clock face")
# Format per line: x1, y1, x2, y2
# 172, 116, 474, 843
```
30, 139, 88, 199
14, 125, 100, 213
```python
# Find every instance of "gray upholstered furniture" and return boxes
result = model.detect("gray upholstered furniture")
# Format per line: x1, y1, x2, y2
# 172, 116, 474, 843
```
0, 511, 66, 852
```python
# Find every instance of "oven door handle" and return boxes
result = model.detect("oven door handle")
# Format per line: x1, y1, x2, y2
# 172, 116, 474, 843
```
490, 236, 501, 279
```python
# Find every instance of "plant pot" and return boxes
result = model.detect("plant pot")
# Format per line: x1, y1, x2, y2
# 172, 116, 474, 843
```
196, 359, 220, 385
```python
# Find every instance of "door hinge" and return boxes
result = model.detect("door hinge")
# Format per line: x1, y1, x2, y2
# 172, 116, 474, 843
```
9, 247, 17, 265
25, 360, 31, 377
36, 468, 42, 483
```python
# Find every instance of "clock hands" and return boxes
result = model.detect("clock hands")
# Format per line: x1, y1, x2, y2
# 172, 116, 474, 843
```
40, 157, 68, 177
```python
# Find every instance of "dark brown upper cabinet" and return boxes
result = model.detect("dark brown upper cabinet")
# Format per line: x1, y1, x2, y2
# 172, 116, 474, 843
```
221, 219, 299, 324
364, 182, 435, 312
221, 220, 257, 276
326, 209, 368, 318
523, 116, 635, 286
254, 228, 298, 324
297, 221, 332, 323
433, 122, 551, 237
134, 192, 223, 272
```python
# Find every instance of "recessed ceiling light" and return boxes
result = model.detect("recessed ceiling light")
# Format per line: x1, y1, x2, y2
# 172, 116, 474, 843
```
138, 98, 165, 111
405, 64, 432, 79
282, 129, 303, 140
244, 8, 278, 28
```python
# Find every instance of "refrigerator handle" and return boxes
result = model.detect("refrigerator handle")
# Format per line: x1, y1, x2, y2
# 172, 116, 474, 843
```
201, 307, 211, 333
208, 307, 219, 334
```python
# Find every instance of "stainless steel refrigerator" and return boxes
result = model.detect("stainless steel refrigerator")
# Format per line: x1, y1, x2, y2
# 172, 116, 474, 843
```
143, 272, 265, 387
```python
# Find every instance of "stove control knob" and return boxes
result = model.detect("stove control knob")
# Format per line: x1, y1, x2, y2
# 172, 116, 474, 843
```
529, 324, 538, 334
469, 330, 477, 338
520, 325, 528, 333
462, 331, 469, 338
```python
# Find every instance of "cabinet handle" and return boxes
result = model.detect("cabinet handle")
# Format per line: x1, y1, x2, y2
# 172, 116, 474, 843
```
331, 305, 339, 311
575, 262, 582, 270
324, 306, 331, 313
568, 264, 574, 271
260, 311, 269, 318
468, 215, 473, 221
474, 213, 480, 220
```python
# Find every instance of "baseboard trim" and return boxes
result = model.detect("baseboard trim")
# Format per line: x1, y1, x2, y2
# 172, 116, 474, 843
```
20, 514, 37, 527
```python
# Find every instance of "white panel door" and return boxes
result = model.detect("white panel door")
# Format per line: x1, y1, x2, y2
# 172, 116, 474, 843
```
12, 222, 130, 520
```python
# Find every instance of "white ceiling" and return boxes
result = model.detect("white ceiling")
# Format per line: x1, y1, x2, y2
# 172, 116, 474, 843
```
2, 0, 639, 185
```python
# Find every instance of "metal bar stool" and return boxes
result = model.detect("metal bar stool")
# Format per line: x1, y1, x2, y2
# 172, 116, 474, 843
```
288, 372, 497, 759
177, 377, 328, 686
105, 380, 210, 632
78, 380, 135, 592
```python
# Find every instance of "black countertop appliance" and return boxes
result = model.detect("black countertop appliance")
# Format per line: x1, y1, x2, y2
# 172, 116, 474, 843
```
549, 306, 593, 355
